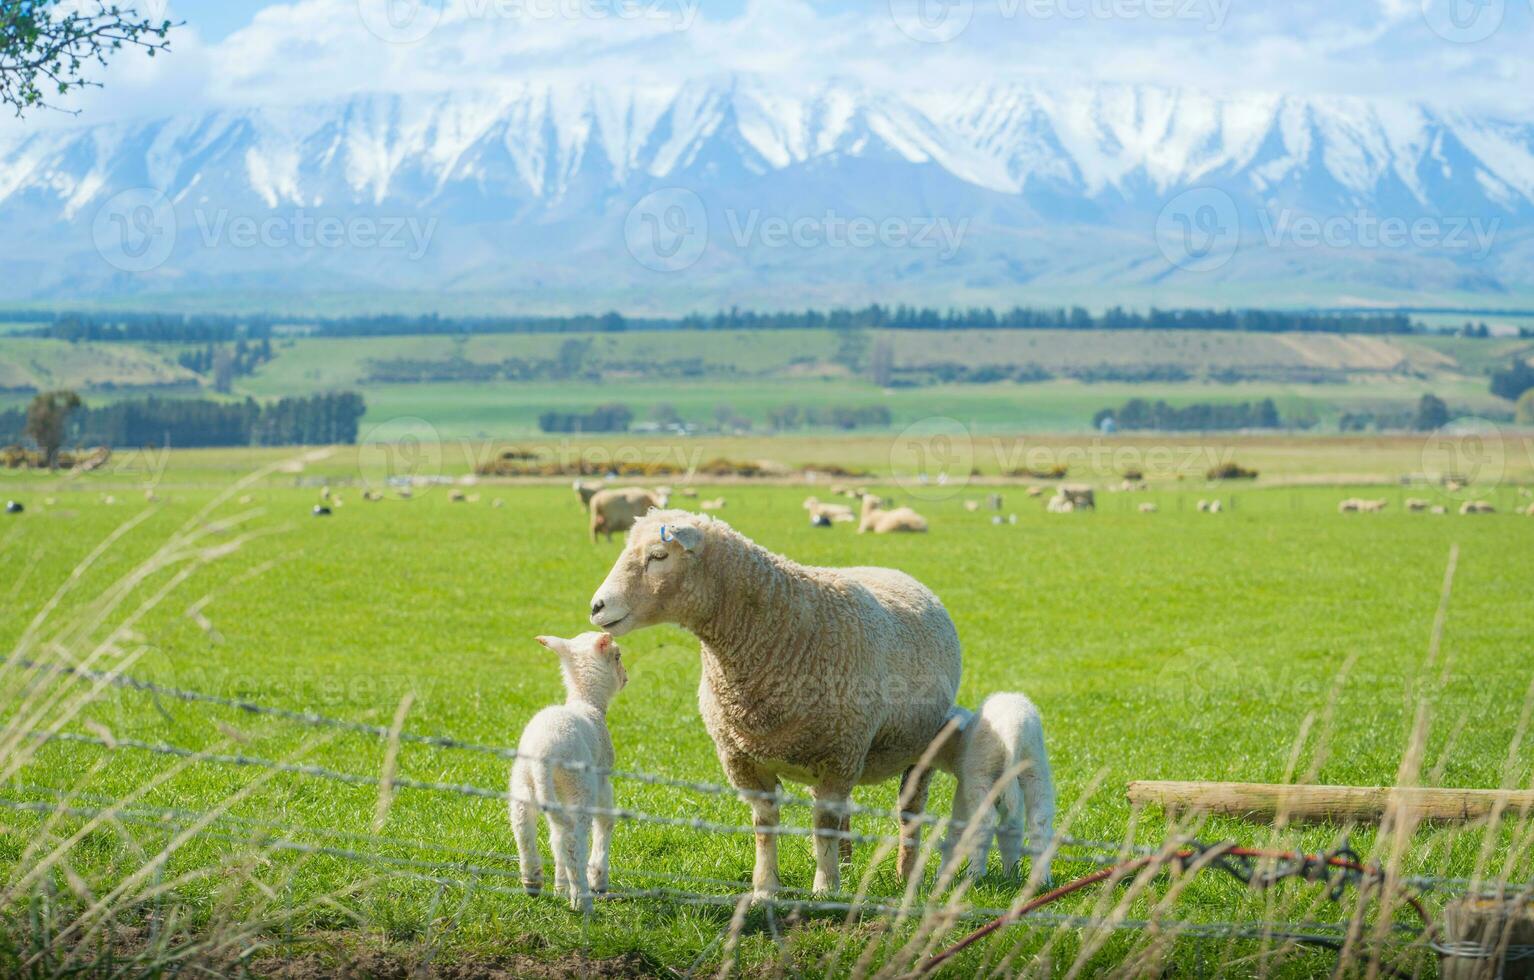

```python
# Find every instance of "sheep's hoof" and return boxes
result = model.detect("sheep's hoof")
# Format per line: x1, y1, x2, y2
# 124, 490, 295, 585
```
522, 878, 542, 897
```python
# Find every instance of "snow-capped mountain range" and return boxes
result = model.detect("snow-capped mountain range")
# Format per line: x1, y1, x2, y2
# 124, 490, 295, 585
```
2, 78, 1532, 310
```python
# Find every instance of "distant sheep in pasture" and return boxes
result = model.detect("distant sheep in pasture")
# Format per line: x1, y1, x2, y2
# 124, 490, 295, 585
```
588, 487, 669, 543
1460, 500, 1495, 515
573, 481, 604, 508
803, 497, 855, 522
1139, 502, 1158, 513
859, 495, 929, 533
1406, 498, 1430, 512
701, 498, 727, 511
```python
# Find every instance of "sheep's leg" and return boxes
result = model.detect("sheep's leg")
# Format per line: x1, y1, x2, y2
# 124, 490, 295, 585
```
938, 777, 973, 881
565, 815, 592, 912
722, 754, 781, 900
811, 782, 854, 896
897, 764, 934, 881
509, 793, 542, 895
546, 814, 574, 903
838, 813, 853, 865
587, 778, 613, 895
957, 779, 996, 881
1020, 767, 1057, 887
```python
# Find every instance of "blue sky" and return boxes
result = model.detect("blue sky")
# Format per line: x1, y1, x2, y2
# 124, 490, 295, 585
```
14, 0, 1534, 129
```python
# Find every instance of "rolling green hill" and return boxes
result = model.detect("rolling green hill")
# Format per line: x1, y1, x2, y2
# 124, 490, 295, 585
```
0, 328, 1527, 437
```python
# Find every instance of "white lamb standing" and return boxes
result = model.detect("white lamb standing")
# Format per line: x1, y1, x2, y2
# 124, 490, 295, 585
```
509, 632, 628, 911
928, 694, 1056, 886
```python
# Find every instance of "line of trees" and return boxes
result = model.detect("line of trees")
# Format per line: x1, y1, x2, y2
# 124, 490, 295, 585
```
1093, 398, 1283, 431
537, 404, 634, 433
14, 305, 1419, 342
766, 404, 894, 431
0, 392, 366, 449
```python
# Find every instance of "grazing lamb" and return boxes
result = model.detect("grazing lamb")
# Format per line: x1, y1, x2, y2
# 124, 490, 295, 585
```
678, 487, 699, 498
1406, 498, 1430, 512
1045, 494, 1074, 514
1060, 484, 1095, 510
1431, 505, 1447, 515
858, 494, 929, 534
928, 694, 1056, 885
449, 489, 467, 503
1460, 500, 1495, 515
1139, 502, 1158, 513
1026, 486, 1045, 498
573, 481, 604, 509
588, 487, 669, 543
803, 497, 855, 523
701, 497, 727, 511
1208, 499, 1223, 513
588, 512, 962, 896
964, 500, 980, 512
509, 632, 628, 911
1197, 499, 1211, 513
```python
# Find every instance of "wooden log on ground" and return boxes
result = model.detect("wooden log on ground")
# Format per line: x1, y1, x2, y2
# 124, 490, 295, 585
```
1126, 781, 1534, 824
1440, 896, 1534, 980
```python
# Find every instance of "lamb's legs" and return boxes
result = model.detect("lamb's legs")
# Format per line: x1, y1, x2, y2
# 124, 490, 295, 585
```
838, 813, 853, 865
588, 778, 614, 894
811, 781, 854, 896
546, 815, 575, 904
562, 816, 592, 912
897, 764, 934, 880
722, 754, 781, 900
957, 778, 996, 881
510, 793, 542, 895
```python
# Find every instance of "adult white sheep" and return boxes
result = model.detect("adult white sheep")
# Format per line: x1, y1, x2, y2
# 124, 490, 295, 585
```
587, 511, 962, 897
858, 494, 929, 533
588, 487, 669, 543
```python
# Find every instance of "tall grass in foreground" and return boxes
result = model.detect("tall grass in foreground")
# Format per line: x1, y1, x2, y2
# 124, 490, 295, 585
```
0, 476, 1530, 976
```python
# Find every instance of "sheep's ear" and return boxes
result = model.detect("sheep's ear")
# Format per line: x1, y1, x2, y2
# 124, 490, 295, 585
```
668, 522, 704, 553
535, 635, 567, 654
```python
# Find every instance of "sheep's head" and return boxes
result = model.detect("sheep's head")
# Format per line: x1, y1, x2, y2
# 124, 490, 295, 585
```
536, 631, 627, 707
589, 509, 706, 636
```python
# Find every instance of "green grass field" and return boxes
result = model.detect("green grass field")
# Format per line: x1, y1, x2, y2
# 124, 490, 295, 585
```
2, 447, 1533, 974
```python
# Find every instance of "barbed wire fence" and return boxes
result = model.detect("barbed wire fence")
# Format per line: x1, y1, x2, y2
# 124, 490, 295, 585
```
0, 655, 1526, 975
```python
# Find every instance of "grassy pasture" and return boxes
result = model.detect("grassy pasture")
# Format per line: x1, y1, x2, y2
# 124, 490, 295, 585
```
2, 450, 1533, 974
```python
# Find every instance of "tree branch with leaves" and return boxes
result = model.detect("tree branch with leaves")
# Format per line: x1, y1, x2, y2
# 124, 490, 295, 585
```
0, 1, 175, 116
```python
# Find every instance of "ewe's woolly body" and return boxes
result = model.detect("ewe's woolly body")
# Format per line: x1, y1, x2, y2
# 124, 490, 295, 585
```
590, 510, 961, 893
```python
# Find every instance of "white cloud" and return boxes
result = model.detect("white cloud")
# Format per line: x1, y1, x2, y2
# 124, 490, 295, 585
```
1, 0, 1530, 139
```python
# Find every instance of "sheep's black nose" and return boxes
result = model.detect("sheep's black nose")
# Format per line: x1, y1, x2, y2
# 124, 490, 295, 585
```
591, 599, 605, 617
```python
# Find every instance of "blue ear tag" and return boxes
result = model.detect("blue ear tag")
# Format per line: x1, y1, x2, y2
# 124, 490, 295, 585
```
660, 525, 673, 542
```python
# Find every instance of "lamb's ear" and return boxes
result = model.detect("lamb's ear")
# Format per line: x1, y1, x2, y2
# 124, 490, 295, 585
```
535, 635, 567, 654
592, 633, 613, 654
668, 522, 704, 553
